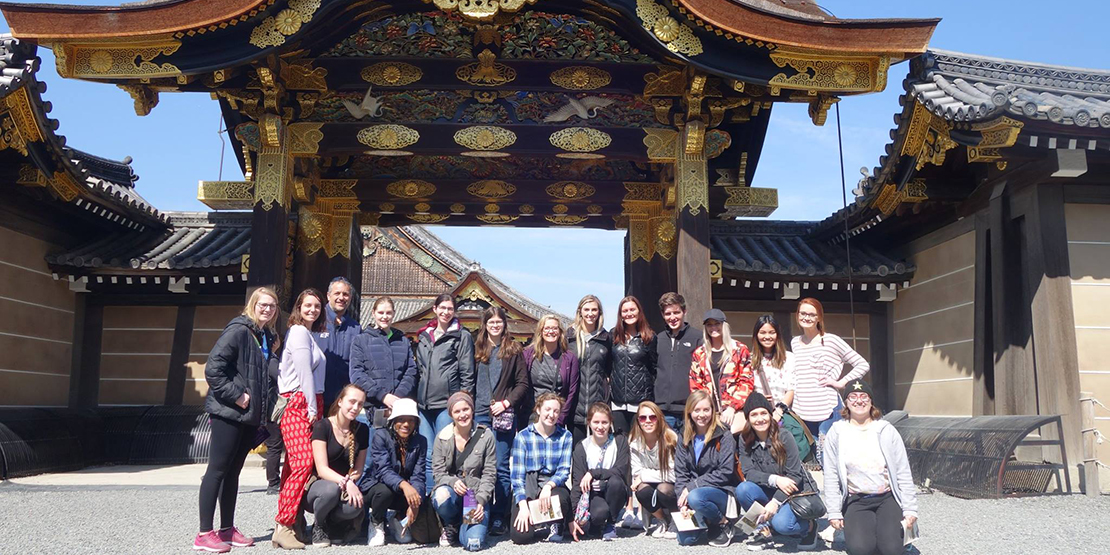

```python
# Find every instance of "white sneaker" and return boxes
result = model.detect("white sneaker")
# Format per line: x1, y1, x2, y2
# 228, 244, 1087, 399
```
663, 521, 678, 540
650, 522, 667, 539
367, 521, 386, 547
388, 517, 412, 544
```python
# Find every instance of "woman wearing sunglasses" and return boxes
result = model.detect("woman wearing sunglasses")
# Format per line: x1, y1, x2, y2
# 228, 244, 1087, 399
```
628, 401, 678, 539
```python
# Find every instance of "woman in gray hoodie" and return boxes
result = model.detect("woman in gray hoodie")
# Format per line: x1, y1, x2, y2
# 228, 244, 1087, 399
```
822, 379, 917, 555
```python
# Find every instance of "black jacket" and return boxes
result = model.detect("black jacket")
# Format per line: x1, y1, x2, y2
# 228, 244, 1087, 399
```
675, 426, 738, 495
737, 431, 805, 503
654, 323, 703, 414
610, 332, 658, 406
568, 328, 612, 425
415, 320, 476, 410
349, 326, 418, 410
570, 434, 631, 509
204, 315, 276, 426
489, 350, 532, 430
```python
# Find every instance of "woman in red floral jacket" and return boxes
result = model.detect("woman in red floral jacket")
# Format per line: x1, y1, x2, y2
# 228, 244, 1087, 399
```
689, 309, 754, 434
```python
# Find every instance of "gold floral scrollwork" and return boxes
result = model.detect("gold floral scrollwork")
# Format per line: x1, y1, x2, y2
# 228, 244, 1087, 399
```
251, 0, 322, 49
550, 127, 611, 152
288, 123, 324, 155
519, 204, 535, 215
478, 214, 519, 224
721, 186, 778, 218
684, 120, 705, 156
587, 205, 603, 215
643, 68, 687, 98
549, 66, 612, 90
546, 181, 595, 201
198, 181, 254, 210
653, 214, 677, 259
456, 49, 516, 87
450, 203, 467, 213
414, 202, 432, 212
117, 85, 159, 116
407, 214, 451, 223
552, 204, 569, 214
483, 203, 500, 214
67, 41, 181, 78
635, 0, 703, 56
16, 165, 48, 188
677, 126, 708, 216
901, 103, 956, 170
808, 95, 839, 126
280, 60, 328, 91
318, 179, 357, 198
643, 128, 678, 161
967, 116, 1024, 164
386, 179, 436, 199
872, 180, 927, 216
545, 215, 588, 226
768, 49, 888, 93
357, 124, 420, 150
455, 126, 517, 151
467, 180, 516, 199
362, 62, 423, 86
425, 0, 539, 21
49, 171, 82, 202
255, 128, 292, 210
380, 202, 396, 212
0, 88, 42, 156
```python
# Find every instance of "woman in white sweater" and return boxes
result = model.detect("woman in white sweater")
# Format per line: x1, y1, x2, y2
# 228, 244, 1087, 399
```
628, 401, 678, 539
273, 288, 327, 549
749, 315, 795, 419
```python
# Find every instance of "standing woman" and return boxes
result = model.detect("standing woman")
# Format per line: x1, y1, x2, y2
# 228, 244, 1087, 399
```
349, 296, 418, 425
567, 295, 612, 446
823, 379, 917, 555
523, 314, 580, 427
750, 315, 796, 420
791, 298, 869, 462
674, 389, 739, 547
194, 287, 279, 553
416, 293, 476, 493
274, 288, 328, 549
473, 307, 530, 536
609, 296, 657, 435
569, 403, 631, 541
628, 401, 679, 539
431, 392, 498, 550
510, 393, 574, 545
305, 384, 370, 548
364, 398, 427, 546
689, 309, 755, 435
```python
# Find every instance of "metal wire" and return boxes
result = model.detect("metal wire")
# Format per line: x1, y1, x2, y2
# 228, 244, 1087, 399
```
835, 102, 859, 349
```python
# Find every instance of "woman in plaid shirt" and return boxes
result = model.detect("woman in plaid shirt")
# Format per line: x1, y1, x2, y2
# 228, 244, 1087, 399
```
509, 392, 574, 544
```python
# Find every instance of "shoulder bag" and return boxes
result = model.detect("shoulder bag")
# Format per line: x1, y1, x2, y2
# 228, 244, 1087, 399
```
785, 469, 826, 520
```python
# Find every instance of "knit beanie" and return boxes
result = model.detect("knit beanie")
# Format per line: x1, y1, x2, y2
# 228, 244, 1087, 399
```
447, 391, 474, 413
842, 378, 874, 402
743, 391, 775, 419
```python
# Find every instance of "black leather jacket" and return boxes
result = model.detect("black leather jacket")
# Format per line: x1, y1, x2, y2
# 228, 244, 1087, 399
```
568, 327, 612, 425
609, 332, 658, 406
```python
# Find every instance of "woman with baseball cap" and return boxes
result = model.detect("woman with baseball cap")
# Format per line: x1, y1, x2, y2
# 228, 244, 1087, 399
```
689, 309, 755, 435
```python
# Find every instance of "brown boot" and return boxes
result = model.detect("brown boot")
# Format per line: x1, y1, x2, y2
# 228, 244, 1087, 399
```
272, 523, 305, 549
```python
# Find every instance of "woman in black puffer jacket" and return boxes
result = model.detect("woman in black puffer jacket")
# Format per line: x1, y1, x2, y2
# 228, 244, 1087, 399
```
567, 295, 612, 445
609, 296, 658, 435
195, 287, 280, 553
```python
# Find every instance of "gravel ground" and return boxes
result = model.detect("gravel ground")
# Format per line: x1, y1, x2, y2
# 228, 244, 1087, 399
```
2, 482, 1107, 554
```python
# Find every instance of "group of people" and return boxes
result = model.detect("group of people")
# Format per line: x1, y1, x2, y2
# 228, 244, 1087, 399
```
195, 281, 918, 555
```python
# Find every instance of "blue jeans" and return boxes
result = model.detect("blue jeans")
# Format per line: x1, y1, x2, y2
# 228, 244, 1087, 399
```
663, 412, 685, 438
433, 486, 490, 550
474, 414, 513, 523
419, 408, 453, 494
734, 481, 805, 537
677, 487, 731, 546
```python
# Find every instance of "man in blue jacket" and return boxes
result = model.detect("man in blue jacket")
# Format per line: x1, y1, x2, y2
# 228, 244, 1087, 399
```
317, 277, 362, 408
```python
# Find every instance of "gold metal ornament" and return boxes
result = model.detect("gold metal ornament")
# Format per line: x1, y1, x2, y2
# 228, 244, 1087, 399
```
587, 205, 603, 215
251, 0, 322, 48
380, 202, 396, 212
455, 126, 517, 151
357, 124, 420, 150
450, 203, 467, 213
546, 181, 595, 200
414, 202, 432, 212
198, 181, 254, 210
484, 203, 500, 214
519, 204, 535, 214
477, 214, 519, 224
467, 180, 516, 199
61, 41, 181, 78
361, 62, 423, 86
549, 66, 612, 90
456, 49, 516, 87
768, 48, 889, 93
545, 215, 589, 225
424, 0, 539, 22
549, 127, 611, 152
386, 179, 436, 199
407, 214, 450, 223
552, 204, 569, 214
635, 0, 703, 56
288, 123, 324, 155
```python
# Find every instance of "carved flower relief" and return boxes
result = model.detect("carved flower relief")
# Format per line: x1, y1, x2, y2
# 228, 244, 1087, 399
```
834, 64, 858, 86
484, 203, 500, 214
552, 204, 569, 214
385, 179, 436, 198
450, 203, 466, 213
379, 202, 396, 212
519, 204, 535, 214
653, 17, 680, 43
89, 50, 114, 73
274, 9, 304, 35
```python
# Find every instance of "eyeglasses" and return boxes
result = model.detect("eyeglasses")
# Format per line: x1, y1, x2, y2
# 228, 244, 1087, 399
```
637, 414, 658, 423
798, 312, 818, 320
257, 303, 277, 310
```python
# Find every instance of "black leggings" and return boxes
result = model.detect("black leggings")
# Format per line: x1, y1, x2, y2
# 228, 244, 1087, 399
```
367, 482, 413, 524
585, 481, 630, 531
610, 409, 636, 436
843, 492, 904, 555
510, 485, 571, 545
305, 479, 365, 525
198, 415, 256, 532
263, 421, 284, 488
635, 482, 678, 516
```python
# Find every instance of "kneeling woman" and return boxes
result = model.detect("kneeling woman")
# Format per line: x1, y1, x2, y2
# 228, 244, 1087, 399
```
570, 403, 631, 541
629, 401, 679, 539
364, 398, 427, 546
675, 389, 738, 547
823, 379, 917, 555
432, 392, 497, 551
510, 393, 574, 544
306, 384, 370, 547
735, 392, 817, 551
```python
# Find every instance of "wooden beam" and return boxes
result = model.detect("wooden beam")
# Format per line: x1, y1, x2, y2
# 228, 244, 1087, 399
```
624, 233, 677, 332
69, 300, 103, 410
972, 209, 995, 416
164, 305, 196, 406
870, 305, 894, 411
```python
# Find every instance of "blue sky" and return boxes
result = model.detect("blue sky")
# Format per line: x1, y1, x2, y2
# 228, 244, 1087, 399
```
3, 1, 1107, 322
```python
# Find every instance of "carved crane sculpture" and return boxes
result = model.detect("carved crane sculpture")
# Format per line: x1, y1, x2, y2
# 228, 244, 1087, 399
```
343, 86, 385, 120
543, 96, 615, 123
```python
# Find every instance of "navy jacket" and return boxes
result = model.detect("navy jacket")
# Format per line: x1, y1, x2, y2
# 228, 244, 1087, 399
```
675, 426, 738, 495
362, 427, 428, 493
315, 304, 361, 408
349, 325, 418, 410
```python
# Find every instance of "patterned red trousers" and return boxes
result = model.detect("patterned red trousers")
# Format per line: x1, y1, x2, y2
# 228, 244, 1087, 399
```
275, 391, 322, 526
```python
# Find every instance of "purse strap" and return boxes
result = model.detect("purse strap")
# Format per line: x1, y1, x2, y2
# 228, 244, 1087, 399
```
450, 426, 486, 475
754, 360, 774, 404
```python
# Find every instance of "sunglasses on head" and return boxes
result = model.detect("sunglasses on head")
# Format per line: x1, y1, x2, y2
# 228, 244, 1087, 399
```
637, 414, 658, 423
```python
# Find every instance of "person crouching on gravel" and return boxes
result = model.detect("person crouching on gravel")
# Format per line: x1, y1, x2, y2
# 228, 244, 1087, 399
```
304, 384, 370, 547
363, 398, 427, 546
674, 389, 739, 547
569, 403, 631, 542
431, 392, 497, 550
510, 393, 574, 544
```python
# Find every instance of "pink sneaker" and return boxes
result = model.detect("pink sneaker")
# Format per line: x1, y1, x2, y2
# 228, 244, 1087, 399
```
217, 527, 255, 547
193, 531, 231, 553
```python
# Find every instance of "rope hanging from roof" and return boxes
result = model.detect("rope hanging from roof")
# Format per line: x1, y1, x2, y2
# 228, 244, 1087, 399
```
835, 102, 859, 350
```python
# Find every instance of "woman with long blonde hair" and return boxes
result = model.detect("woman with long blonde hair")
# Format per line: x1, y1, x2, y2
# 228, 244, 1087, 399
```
195, 287, 280, 553
524, 315, 580, 426
567, 295, 612, 444
628, 401, 679, 539
689, 309, 754, 435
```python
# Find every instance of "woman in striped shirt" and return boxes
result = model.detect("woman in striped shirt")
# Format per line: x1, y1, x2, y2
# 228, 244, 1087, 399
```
790, 298, 869, 464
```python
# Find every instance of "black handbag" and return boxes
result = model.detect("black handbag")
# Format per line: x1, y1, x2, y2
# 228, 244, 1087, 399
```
785, 470, 826, 520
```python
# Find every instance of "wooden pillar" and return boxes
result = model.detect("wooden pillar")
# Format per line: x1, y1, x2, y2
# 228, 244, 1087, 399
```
164, 305, 195, 406
870, 304, 894, 411
621, 182, 676, 331
989, 182, 1037, 416
624, 232, 676, 332
68, 297, 102, 410
676, 124, 711, 324
1023, 183, 1082, 464
247, 114, 293, 305
292, 195, 362, 302
972, 209, 996, 416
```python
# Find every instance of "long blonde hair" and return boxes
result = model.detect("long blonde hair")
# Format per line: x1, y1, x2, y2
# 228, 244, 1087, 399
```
528, 315, 567, 363
682, 389, 720, 446
702, 319, 737, 362
243, 287, 281, 349
571, 295, 604, 359
629, 401, 676, 476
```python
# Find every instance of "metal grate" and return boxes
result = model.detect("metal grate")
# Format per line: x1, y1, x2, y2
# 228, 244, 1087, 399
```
892, 414, 1072, 499
0, 408, 89, 479
127, 405, 212, 465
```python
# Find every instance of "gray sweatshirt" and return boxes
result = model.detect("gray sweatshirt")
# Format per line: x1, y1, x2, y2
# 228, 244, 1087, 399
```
821, 419, 918, 520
